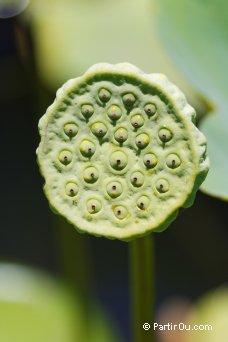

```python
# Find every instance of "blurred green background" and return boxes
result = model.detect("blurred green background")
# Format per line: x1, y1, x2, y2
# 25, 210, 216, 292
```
0, 1, 228, 341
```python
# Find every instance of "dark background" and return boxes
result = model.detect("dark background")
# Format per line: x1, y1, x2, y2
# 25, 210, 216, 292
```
1, 17, 227, 342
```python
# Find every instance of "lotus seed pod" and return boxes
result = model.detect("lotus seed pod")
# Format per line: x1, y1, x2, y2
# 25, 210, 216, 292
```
37, 63, 209, 240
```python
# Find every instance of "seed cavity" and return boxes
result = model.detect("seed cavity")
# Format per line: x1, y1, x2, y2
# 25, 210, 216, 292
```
135, 133, 150, 149
114, 127, 128, 143
144, 103, 157, 117
137, 195, 150, 210
113, 205, 128, 220
81, 104, 94, 119
80, 139, 96, 158
91, 122, 107, 138
166, 153, 181, 169
107, 105, 122, 121
130, 171, 145, 187
109, 150, 128, 170
65, 182, 79, 197
158, 128, 173, 143
58, 150, 72, 165
130, 114, 145, 129
143, 153, 158, 169
83, 166, 99, 183
122, 93, 136, 107
107, 181, 123, 198
98, 88, 111, 103
155, 178, 169, 193
63, 123, 78, 138
87, 198, 102, 214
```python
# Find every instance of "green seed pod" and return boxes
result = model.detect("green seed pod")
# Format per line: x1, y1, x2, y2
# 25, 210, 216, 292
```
79, 139, 96, 158
109, 150, 128, 170
130, 114, 145, 129
63, 123, 78, 138
143, 153, 157, 169
107, 105, 122, 121
91, 122, 107, 138
81, 104, 94, 119
37, 63, 209, 240
135, 133, 150, 149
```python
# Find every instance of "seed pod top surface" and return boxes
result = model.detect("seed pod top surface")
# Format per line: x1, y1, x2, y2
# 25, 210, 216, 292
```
37, 63, 209, 241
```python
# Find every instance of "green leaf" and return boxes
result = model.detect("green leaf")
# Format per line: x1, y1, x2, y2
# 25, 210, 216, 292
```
154, 0, 228, 200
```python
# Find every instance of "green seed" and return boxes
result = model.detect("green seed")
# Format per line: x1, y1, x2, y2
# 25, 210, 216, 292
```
166, 153, 181, 169
143, 153, 158, 168
63, 123, 78, 137
130, 171, 145, 187
109, 150, 128, 170
113, 205, 128, 220
106, 181, 123, 198
158, 128, 173, 143
65, 182, 79, 197
79, 139, 96, 158
122, 93, 136, 107
87, 198, 102, 214
107, 105, 122, 121
98, 88, 111, 103
81, 104, 94, 119
114, 127, 128, 143
130, 114, 145, 129
156, 178, 169, 193
137, 195, 150, 210
58, 150, 72, 165
144, 103, 157, 117
135, 133, 150, 149
83, 166, 99, 183
91, 122, 107, 138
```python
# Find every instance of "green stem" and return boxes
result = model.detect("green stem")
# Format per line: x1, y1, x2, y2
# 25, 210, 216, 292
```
129, 234, 154, 342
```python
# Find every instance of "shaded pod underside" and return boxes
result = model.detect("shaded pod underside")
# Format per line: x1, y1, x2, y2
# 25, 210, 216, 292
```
37, 63, 209, 241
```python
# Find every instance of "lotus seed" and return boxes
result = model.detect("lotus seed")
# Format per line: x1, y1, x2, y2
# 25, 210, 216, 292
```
63, 123, 78, 138
122, 93, 136, 107
109, 151, 128, 170
130, 171, 145, 187
137, 195, 150, 210
166, 154, 181, 169
156, 179, 169, 193
143, 153, 157, 169
113, 205, 128, 220
158, 128, 173, 143
107, 105, 122, 121
58, 150, 72, 165
114, 127, 128, 143
106, 181, 123, 198
83, 166, 99, 183
135, 133, 150, 149
65, 182, 79, 197
144, 103, 157, 117
98, 88, 111, 103
91, 122, 107, 138
87, 198, 102, 214
81, 104, 94, 119
130, 114, 145, 129
79, 139, 96, 158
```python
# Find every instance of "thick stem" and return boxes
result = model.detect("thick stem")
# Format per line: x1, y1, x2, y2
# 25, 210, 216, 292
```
129, 234, 154, 342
